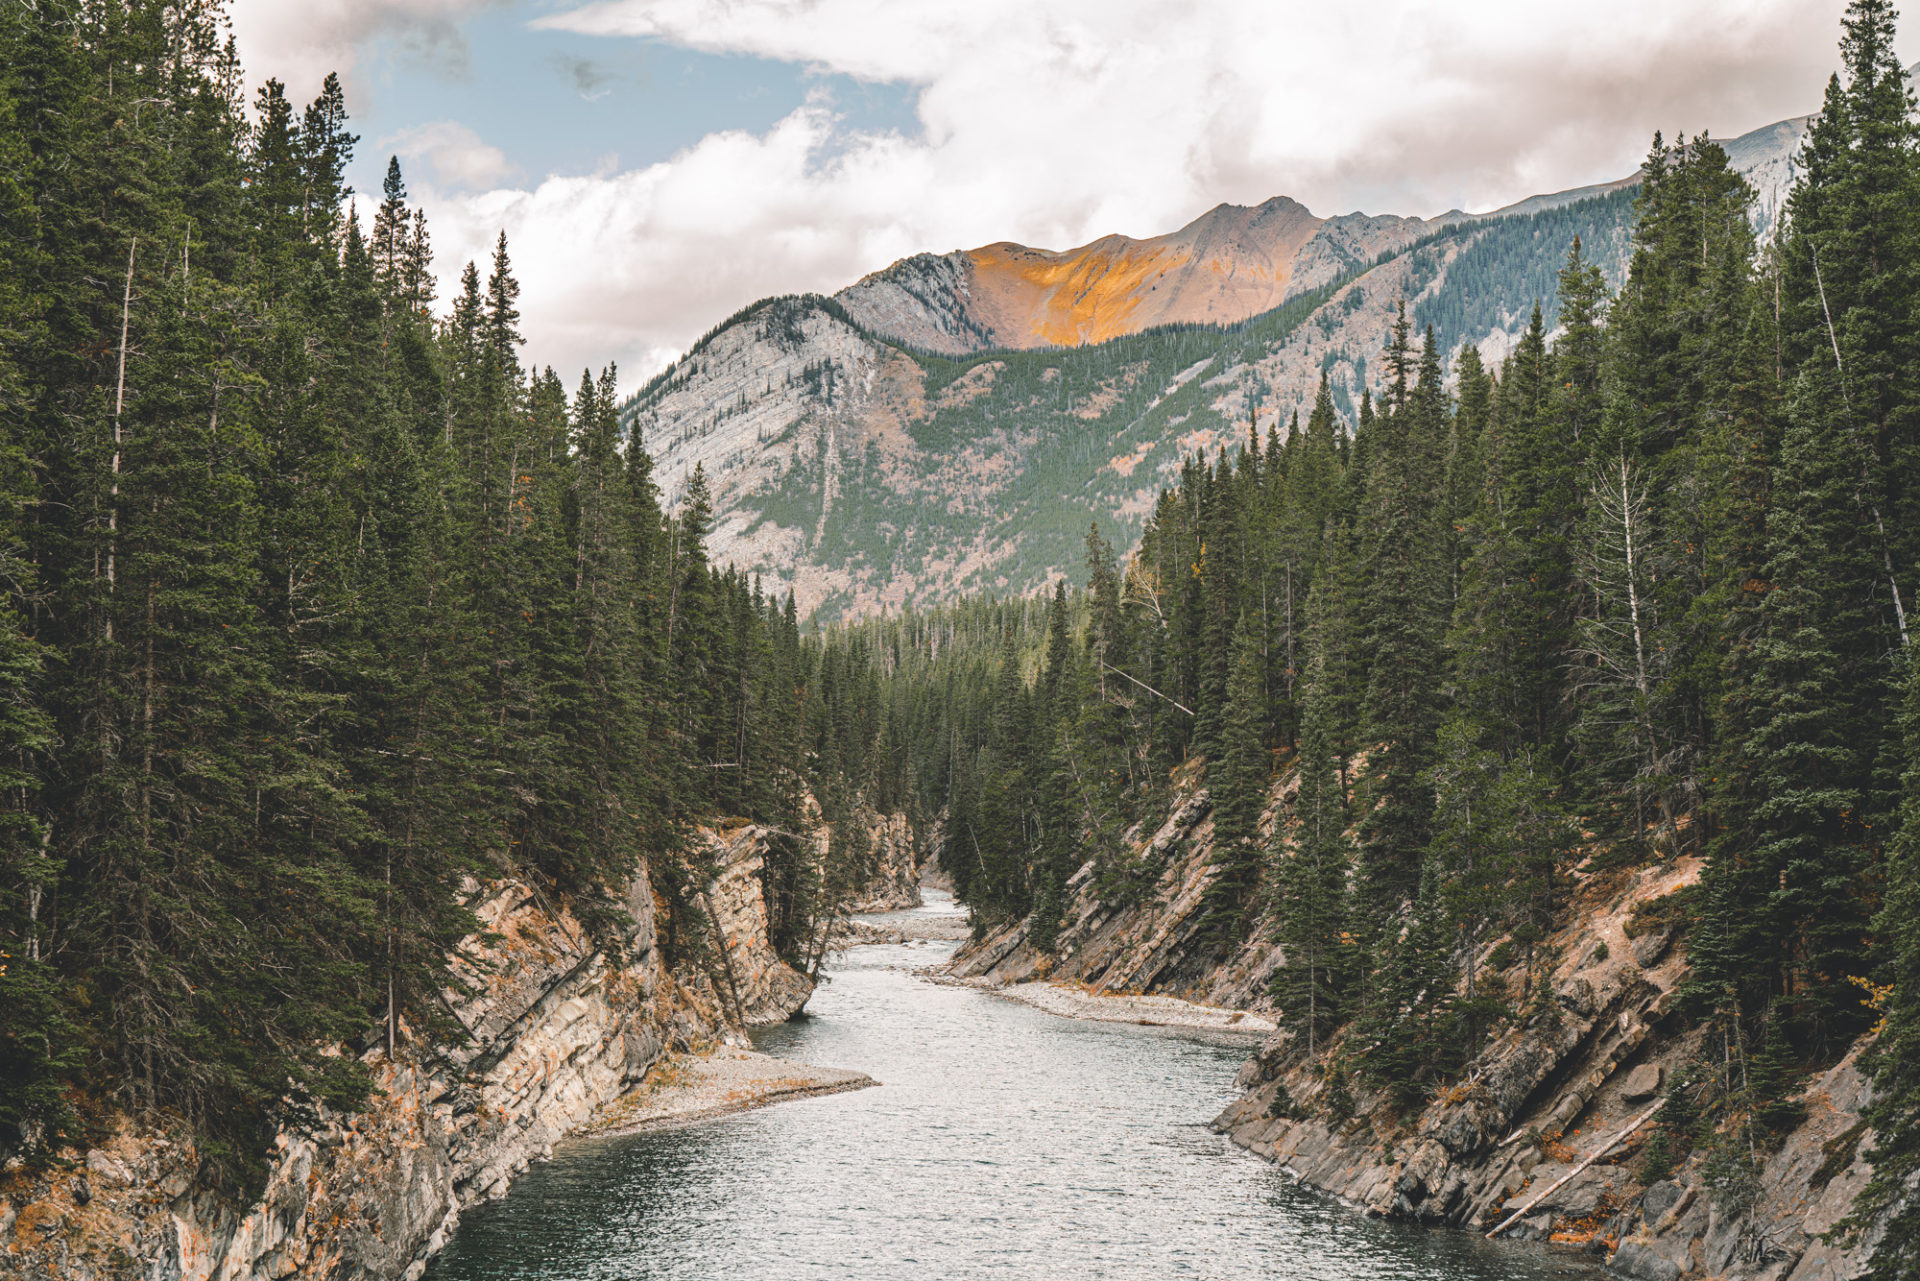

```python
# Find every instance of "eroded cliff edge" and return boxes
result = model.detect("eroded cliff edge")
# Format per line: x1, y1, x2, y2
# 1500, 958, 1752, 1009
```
950, 767, 1886, 1281
1, 815, 829, 1281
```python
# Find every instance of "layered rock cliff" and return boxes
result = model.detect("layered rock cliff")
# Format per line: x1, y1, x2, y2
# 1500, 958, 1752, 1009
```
949, 764, 1884, 1280
700, 819, 822, 1025
0, 827, 818, 1281
849, 810, 925, 912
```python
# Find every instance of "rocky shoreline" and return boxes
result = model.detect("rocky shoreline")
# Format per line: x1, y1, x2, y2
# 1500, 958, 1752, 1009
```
956, 977, 1277, 1037
944, 772, 1890, 1281
580, 1047, 874, 1137
0, 814, 836, 1281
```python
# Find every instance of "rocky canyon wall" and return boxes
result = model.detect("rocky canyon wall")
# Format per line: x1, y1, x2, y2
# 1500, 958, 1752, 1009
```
849, 810, 924, 912
1, 823, 820, 1281
949, 765, 1885, 1280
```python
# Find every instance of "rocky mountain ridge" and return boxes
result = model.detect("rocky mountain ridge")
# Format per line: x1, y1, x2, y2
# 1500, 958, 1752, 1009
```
624, 114, 1805, 621
836, 197, 1428, 354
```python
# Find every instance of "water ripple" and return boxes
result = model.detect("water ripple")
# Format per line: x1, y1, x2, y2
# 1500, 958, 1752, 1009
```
425, 896, 1595, 1281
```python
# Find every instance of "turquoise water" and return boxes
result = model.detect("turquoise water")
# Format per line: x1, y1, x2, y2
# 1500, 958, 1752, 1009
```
423, 893, 1594, 1281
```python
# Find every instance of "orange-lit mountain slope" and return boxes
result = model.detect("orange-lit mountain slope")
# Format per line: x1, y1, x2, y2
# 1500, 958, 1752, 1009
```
837, 197, 1428, 354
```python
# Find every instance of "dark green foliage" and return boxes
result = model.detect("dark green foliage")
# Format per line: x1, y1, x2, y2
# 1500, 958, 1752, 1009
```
1199, 611, 1270, 945
1354, 317, 1450, 906
1638, 1128, 1677, 1185
1414, 190, 1637, 359
10, 7, 1920, 1270
1853, 653, 1920, 1277
851, 18, 1920, 1264
0, 1, 902, 1189
1267, 655, 1353, 1055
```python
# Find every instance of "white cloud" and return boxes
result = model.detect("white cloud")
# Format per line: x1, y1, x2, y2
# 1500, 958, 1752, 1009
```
228, 0, 505, 99
384, 121, 516, 189
241, 0, 1873, 388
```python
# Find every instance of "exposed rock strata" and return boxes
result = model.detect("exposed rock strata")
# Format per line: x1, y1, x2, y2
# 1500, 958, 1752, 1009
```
849, 810, 924, 912
699, 821, 819, 1025
949, 769, 1289, 1008
2, 835, 813, 1281
2, 792, 933, 1279
949, 764, 1885, 1280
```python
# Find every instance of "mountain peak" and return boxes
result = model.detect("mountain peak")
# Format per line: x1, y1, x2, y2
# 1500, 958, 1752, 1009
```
838, 192, 1428, 353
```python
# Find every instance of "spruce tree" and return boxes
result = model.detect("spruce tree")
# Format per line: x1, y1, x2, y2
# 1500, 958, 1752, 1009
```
1200, 610, 1270, 945
1268, 647, 1353, 1054
1854, 656, 1920, 1279
1355, 321, 1450, 907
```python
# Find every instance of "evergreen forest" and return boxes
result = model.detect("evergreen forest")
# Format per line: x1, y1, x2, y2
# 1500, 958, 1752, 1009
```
846, 5, 1920, 1273
6, 2, 1920, 1278
0, 0, 901, 1188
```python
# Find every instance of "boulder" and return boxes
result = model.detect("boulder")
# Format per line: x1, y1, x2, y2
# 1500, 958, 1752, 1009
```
1629, 929, 1673, 968
1620, 1063, 1663, 1102
1555, 977, 1598, 1017
1609, 1241, 1683, 1281
1515, 1211, 1556, 1240
1546, 1164, 1630, 1218
1639, 1179, 1684, 1224
86, 1150, 134, 1187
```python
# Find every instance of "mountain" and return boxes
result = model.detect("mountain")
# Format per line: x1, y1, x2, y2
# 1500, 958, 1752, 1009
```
835, 198, 1429, 355
623, 113, 1806, 620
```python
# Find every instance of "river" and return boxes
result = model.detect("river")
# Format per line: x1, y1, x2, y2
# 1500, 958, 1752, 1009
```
423, 891, 1594, 1280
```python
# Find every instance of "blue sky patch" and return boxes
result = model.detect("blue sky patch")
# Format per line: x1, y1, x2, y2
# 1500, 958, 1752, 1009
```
347, 2, 922, 195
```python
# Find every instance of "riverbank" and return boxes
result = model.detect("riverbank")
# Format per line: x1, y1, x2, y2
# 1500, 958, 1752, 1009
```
580, 1046, 875, 1136
422, 918, 1595, 1281
835, 916, 970, 946
954, 976, 1277, 1036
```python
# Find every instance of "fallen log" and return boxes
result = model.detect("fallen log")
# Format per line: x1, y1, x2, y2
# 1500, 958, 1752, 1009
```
1486, 1098, 1665, 1239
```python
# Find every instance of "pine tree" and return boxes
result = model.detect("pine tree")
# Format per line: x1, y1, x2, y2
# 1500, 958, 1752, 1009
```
1691, 366, 1885, 1056
1200, 610, 1270, 944
1267, 648, 1353, 1054
1355, 320, 1450, 907
1853, 656, 1920, 1279
371, 156, 410, 290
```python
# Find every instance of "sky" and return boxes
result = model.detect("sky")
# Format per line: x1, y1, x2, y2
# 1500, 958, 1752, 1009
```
225, 0, 1913, 387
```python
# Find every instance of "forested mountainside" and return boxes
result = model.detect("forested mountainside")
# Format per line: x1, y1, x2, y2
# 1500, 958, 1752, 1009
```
622, 119, 1804, 621
0, 0, 911, 1199
842, 6, 1920, 1273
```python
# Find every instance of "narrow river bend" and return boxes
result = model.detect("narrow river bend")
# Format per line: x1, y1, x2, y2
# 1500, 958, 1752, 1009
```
424, 894, 1594, 1281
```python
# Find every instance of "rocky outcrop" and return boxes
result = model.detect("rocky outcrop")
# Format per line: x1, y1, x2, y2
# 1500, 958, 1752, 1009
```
951, 757, 1885, 1279
3, 787, 909, 1279
849, 810, 923, 912
699, 821, 818, 1025
2, 867, 737, 1281
1214, 1003, 1880, 1280
837, 253, 995, 355
950, 765, 1286, 1008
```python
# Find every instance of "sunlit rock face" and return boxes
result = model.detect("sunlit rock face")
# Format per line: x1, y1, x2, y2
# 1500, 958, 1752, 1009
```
629, 116, 1806, 624
1, 869, 740, 1281
837, 198, 1429, 355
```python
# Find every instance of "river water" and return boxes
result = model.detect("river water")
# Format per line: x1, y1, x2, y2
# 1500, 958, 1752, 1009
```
423, 892, 1594, 1281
